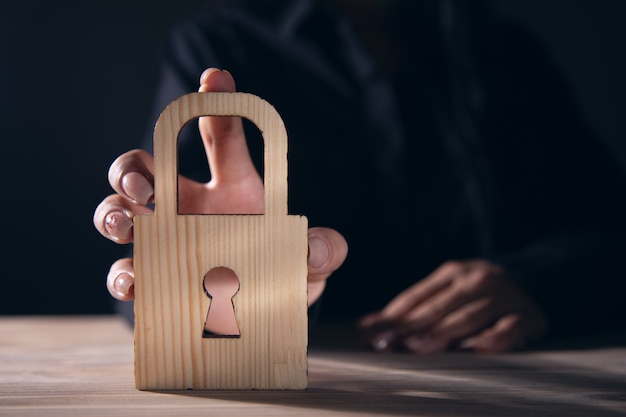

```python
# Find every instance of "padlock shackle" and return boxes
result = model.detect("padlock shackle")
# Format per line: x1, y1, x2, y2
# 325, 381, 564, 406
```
152, 92, 288, 219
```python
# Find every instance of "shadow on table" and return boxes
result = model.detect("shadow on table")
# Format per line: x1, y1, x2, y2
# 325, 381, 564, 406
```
149, 321, 626, 416
157, 346, 626, 417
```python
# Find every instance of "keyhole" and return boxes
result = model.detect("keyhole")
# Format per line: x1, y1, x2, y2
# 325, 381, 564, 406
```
203, 267, 241, 338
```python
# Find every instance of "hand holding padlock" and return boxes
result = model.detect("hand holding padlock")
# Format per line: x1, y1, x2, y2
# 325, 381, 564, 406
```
94, 68, 347, 307
95, 68, 348, 390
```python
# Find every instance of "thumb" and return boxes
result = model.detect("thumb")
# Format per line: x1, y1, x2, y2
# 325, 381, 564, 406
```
197, 68, 259, 185
306, 227, 348, 305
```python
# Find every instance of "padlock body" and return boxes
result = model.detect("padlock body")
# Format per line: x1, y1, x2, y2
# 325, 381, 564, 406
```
134, 213, 308, 390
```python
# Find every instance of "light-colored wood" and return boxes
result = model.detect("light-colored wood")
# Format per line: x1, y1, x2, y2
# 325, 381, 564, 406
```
2, 316, 626, 417
133, 92, 308, 390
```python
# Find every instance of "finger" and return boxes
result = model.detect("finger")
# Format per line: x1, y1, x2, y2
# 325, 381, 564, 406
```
359, 261, 461, 329
93, 194, 152, 244
306, 227, 348, 306
398, 280, 484, 334
107, 258, 135, 301
403, 298, 497, 354
467, 314, 527, 353
474, 307, 548, 353
198, 68, 260, 186
399, 260, 504, 335
108, 148, 206, 215
364, 277, 495, 353
108, 149, 155, 205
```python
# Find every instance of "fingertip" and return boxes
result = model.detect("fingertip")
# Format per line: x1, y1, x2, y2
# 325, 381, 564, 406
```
107, 155, 125, 192
104, 210, 134, 243
107, 259, 135, 301
304, 228, 347, 307
107, 150, 155, 203
113, 273, 135, 301
307, 227, 348, 274
121, 172, 153, 205
200, 67, 220, 84
93, 196, 134, 244
308, 236, 330, 269
199, 68, 236, 92
473, 316, 525, 353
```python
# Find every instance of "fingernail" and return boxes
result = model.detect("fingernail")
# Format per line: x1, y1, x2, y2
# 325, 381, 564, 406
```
405, 334, 441, 354
308, 236, 330, 269
114, 273, 133, 295
200, 68, 220, 84
105, 211, 133, 240
122, 172, 153, 205
373, 331, 395, 352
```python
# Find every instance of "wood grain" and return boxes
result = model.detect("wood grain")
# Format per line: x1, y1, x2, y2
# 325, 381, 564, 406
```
134, 92, 308, 390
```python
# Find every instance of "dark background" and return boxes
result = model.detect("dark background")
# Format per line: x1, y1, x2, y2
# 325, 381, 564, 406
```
0, 1, 624, 315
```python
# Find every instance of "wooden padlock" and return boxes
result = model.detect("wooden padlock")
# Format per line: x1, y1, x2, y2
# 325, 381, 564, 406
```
133, 92, 308, 390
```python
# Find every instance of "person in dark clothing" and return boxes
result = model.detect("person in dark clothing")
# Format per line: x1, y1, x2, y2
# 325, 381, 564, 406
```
94, 0, 626, 353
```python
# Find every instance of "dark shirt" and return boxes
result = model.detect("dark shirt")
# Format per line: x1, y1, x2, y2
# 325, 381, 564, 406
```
140, 0, 626, 337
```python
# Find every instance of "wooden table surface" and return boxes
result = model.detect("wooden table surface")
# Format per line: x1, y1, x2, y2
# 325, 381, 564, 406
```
1, 316, 625, 417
